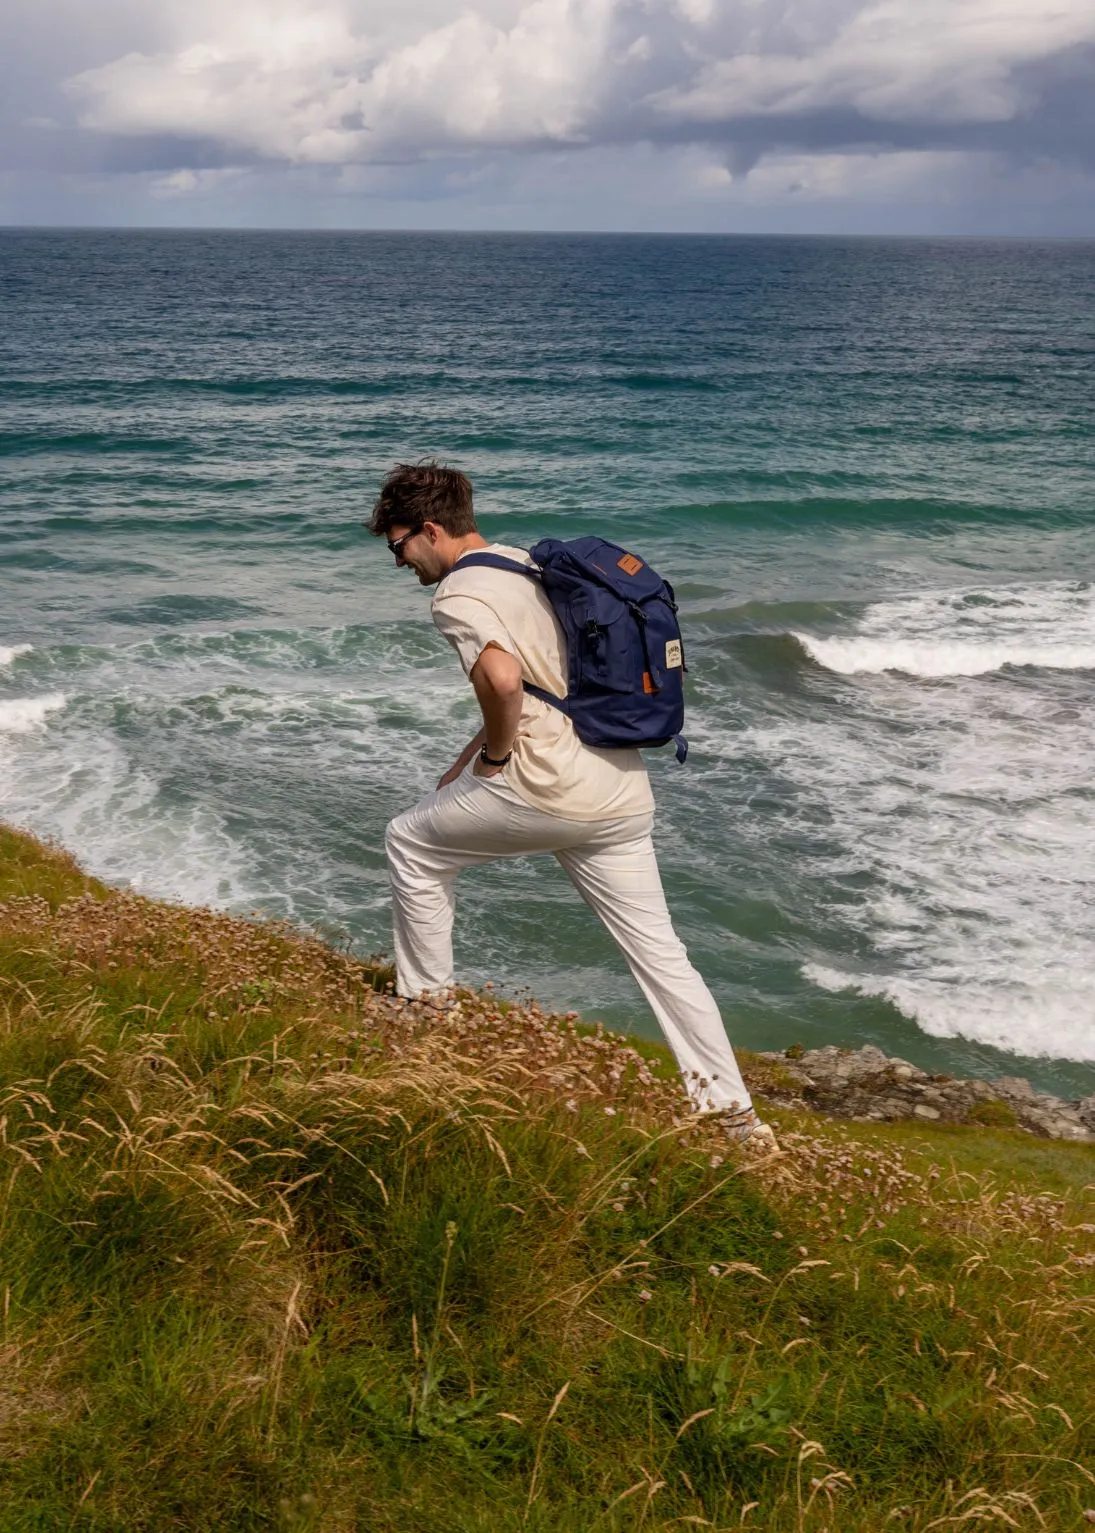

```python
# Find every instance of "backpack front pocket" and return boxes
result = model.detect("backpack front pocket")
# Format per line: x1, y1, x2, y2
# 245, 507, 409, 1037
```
572, 601, 636, 695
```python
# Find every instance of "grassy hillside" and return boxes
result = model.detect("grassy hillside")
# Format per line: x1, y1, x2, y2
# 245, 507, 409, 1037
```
1, 824, 1092, 1532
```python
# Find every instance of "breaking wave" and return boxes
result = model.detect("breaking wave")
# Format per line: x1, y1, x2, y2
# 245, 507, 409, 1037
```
0, 694, 67, 734
805, 964, 1095, 1064
792, 580, 1095, 678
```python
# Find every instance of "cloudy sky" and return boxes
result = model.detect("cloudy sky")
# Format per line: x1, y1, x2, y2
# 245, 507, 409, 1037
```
2, 0, 1094, 233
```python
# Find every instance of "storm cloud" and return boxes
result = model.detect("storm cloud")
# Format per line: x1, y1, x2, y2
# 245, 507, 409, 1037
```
3, 0, 1094, 229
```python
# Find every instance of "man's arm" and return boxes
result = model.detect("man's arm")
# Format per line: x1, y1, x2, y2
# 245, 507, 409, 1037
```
470, 643, 524, 773
436, 645, 524, 787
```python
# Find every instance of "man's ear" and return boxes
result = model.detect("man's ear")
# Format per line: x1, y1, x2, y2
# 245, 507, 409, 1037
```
421, 521, 441, 545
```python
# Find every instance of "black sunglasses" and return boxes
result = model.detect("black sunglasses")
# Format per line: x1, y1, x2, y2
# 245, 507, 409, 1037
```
386, 528, 421, 559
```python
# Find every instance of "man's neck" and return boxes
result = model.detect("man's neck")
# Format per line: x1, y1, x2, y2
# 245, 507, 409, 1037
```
441, 531, 488, 574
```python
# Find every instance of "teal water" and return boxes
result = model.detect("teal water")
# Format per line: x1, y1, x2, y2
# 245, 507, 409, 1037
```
2, 229, 1094, 1096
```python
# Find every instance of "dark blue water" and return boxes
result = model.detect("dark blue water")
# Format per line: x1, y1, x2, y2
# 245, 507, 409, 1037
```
3, 230, 1095, 1095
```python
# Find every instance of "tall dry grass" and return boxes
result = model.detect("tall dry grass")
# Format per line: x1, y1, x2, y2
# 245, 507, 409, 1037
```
0, 824, 1092, 1530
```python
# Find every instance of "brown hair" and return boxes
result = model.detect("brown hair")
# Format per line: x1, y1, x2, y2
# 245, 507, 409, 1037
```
367, 461, 477, 539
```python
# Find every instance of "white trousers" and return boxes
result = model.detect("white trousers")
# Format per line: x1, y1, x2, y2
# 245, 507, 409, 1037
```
384, 764, 752, 1115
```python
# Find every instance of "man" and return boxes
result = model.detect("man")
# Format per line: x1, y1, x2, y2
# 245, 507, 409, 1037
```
368, 460, 774, 1148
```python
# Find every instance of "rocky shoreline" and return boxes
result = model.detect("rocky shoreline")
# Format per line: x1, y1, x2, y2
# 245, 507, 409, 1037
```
754, 1044, 1095, 1143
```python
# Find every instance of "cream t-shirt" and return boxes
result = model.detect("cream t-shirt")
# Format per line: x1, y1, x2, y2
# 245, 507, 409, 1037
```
432, 544, 654, 821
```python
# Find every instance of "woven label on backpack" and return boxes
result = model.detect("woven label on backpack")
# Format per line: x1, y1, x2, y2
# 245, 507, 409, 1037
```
665, 640, 683, 668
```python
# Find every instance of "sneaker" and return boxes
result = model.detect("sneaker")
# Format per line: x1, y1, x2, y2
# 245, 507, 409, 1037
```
712, 1107, 780, 1152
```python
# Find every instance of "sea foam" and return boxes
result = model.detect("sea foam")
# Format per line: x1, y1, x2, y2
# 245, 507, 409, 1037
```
804, 964, 1095, 1064
0, 621, 464, 929
733, 618, 1095, 1065
0, 694, 67, 734
794, 580, 1095, 678
0, 645, 32, 668
796, 635, 1095, 677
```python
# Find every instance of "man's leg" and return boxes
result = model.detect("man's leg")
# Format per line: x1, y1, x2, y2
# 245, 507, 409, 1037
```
555, 821, 753, 1116
385, 767, 596, 997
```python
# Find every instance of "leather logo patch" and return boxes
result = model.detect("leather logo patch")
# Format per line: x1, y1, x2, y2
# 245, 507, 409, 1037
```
617, 554, 643, 576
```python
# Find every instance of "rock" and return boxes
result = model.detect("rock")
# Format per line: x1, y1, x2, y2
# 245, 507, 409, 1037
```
1015, 1111, 1053, 1137
962, 1079, 998, 1102
993, 1075, 1036, 1098
745, 1044, 1094, 1143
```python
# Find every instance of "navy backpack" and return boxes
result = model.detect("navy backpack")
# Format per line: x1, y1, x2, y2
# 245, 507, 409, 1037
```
451, 536, 688, 762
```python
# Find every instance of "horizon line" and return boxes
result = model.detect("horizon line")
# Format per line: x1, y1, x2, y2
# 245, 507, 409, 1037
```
2, 222, 1094, 242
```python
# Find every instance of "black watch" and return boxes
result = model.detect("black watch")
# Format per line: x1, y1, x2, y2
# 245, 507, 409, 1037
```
479, 744, 513, 768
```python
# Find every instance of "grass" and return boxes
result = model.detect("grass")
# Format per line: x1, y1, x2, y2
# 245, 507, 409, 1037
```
0, 823, 1093, 1531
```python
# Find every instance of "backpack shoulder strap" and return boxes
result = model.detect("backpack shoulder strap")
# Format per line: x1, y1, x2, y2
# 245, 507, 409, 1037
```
439, 551, 542, 583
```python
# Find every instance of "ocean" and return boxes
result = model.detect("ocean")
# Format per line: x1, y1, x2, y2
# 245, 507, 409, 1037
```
2, 228, 1094, 1098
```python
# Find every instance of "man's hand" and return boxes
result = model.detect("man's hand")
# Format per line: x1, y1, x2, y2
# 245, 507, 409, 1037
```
437, 729, 486, 790
437, 760, 467, 789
